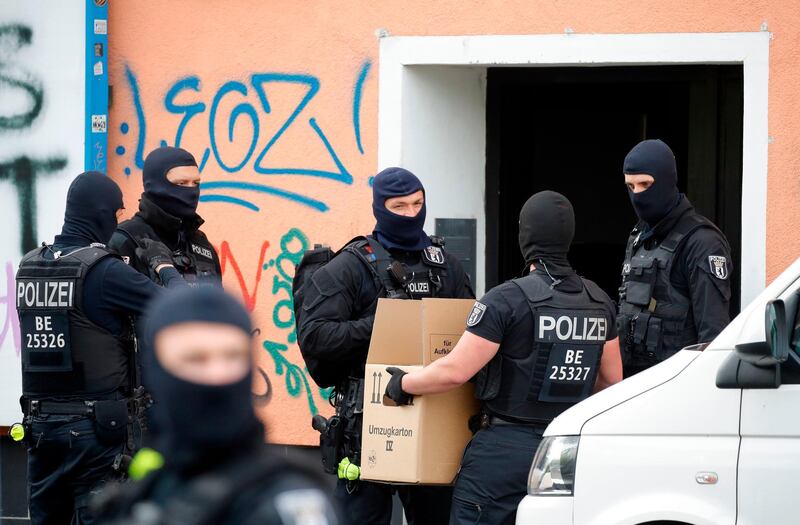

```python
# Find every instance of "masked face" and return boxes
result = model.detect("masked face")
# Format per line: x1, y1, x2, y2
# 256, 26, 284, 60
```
155, 322, 251, 386
143, 147, 200, 219
623, 140, 679, 227
518, 190, 574, 274
61, 171, 124, 244
372, 168, 430, 251
143, 287, 261, 469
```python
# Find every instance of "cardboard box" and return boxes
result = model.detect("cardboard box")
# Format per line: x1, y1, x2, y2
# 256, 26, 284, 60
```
360, 298, 479, 485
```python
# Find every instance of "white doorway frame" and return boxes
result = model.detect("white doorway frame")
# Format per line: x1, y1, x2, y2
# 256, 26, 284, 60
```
378, 32, 770, 307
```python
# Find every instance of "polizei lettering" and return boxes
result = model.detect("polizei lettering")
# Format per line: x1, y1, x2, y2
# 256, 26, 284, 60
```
191, 244, 213, 259
368, 425, 414, 438
407, 281, 429, 294
16, 280, 75, 309
536, 312, 607, 342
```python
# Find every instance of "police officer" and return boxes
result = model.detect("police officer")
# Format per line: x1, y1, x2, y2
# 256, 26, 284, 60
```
109, 146, 221, 286
94, 286, 339, 525
384, 191, 622, 525
16, 171, 185, 525
298, 167, 474, 525
618, 139, 732, 377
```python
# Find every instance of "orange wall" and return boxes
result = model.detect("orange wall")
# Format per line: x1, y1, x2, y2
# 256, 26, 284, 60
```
108, 0, 800, 444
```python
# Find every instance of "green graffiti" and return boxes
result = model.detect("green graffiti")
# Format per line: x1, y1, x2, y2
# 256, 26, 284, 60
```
319, 384, 334, 403
262, 227, 329, 416
272, 227, 308, 343
263, 339, 321, 415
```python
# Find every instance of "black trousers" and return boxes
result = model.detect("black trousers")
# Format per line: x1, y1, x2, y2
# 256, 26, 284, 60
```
450, 424, 543, 525
335, 478, 453, 525
28, 416, 125, 525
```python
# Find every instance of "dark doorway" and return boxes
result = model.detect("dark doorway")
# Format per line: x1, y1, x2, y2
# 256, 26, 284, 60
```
485, 65, 743, 315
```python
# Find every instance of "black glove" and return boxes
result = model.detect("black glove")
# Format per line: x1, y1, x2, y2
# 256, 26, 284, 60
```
135, 238, 173, 272
384, 367, 413, 406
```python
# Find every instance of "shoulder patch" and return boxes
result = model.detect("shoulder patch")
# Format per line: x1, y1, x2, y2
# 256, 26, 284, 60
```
423, 245, 446, 266
467, 301, 487, 327
121, 255, 130, 265
708, 255, 729, 280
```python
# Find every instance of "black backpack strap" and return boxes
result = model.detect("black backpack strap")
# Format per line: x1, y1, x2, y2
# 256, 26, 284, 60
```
660, 213, 715, 254
344, 235, 401, 297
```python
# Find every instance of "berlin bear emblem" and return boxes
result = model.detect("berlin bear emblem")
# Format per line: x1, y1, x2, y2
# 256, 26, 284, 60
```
467, 301, 487, 327
423, 245, 445, 265
708, 255, 729, 280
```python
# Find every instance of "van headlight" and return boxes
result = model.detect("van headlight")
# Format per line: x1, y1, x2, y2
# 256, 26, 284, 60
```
527, 436, 579, 496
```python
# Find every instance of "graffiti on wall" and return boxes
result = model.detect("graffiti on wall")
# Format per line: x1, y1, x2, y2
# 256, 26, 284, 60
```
0, 24, 68, 255
118, 61, 372, 212
0, 4, 86, 425
113, 60, 372, 439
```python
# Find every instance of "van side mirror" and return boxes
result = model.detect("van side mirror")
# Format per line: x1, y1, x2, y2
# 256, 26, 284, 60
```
732, 299, 791, 366
765, 299, 790, 363
718, 296, 798, 390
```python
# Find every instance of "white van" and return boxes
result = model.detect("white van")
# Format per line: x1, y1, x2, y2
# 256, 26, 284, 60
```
516, 259, 800, 525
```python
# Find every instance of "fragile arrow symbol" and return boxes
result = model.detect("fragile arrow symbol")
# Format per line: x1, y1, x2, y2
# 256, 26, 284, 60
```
372, 372, 378, 404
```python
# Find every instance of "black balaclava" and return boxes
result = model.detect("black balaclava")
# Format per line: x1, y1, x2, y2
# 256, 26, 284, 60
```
142, 146, 200, 220
56, 171, 123, 246
623, 139, 681, 227
518, 190, 575, 276
143, 286, 262, 471
372, 167, 430, 251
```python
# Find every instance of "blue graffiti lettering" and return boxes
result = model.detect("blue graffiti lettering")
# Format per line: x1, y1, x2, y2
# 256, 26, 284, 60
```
353, 60, 371, 155
124, 65, 146, 170
164, 75, 206, 149
199, 194, 259, 212
208, 81, 259, 172
119, 62, 372, 212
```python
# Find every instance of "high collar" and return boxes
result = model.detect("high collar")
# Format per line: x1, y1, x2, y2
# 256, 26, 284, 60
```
52, 234, 93, 250
635, 195, 694, 246
136, 194, 204, 237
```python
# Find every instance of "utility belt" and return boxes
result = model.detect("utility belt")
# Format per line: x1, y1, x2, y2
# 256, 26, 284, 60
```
20, 389, 151, 475
471, 411, 549, 434
312, 376, 363, 476
22, 390, 151, 420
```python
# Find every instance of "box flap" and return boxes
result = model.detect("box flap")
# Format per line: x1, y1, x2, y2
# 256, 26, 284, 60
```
421, 298, 473, 365
368, 299, 424, 365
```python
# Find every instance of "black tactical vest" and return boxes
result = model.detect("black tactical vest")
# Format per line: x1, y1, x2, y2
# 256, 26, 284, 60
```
16, 245, 133, 399
117, 217, 219, 286
347, 237, 449, 300
476, 274, 609, 424
617, 212, 727, 366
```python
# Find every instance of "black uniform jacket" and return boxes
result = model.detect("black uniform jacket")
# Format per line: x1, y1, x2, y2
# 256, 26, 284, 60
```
108, 196, 222, 283
628, 197, 732, 343
298, 244, 474, 379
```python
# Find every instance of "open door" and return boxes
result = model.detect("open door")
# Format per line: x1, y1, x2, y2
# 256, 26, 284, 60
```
485, 65, 743, 316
